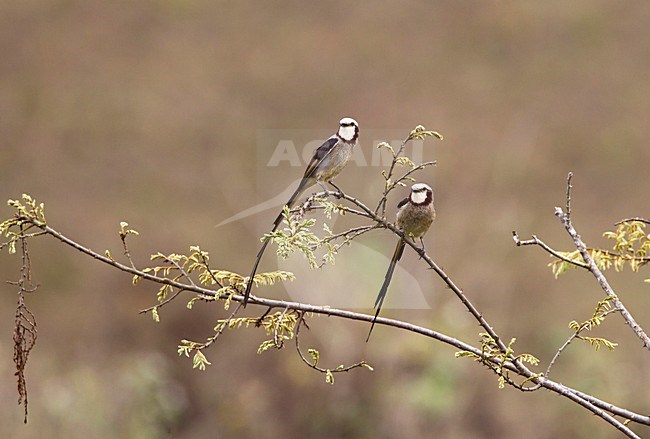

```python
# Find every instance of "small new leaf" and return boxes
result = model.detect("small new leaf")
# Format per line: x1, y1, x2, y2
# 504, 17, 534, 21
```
119, 221, 139, 239
579, 336, 618, 352
395, 156, 415, 168
257, 339, 278, 354
455, 351, 480, 360
407, 125, 444, 141
151, 306, 160, 322
376, 141, 395, 157
516, 353, 540, 366
308, 348, 320, 366
192, 351, 211, 371
178, 340, 200, 357
157, 284, 172, 302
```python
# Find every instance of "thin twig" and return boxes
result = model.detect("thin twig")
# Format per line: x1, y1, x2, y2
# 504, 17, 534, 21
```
392, 160, 437, 192
374, 135, 433, 217
255, 306, 275, 327
0, 231, 46, 251
119, 232, 137, 270
320, 225, 378, 245
164, 256, 198, 288
512, 232, 590, 269
375, 136, 411, 216
565, 171, 573, 218
294, 312, 370, 374
13, 227, 38, 424
196, 252, 225, 289
200, 302, 243, 350
614, 217, 650, 226
317, 224, 380, 267
545, 307, 620, 379
138, 288, 186, 314
297, 194, 371, 220
273, 306, 291, 348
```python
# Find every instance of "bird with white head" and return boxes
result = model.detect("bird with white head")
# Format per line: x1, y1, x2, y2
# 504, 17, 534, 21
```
243, 117, 360, 306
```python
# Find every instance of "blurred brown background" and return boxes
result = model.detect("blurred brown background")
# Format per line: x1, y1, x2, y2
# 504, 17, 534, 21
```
1, 1, 649, 438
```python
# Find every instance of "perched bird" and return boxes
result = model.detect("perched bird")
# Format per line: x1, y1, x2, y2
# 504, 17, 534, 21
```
367, 183, 435, 341
243, 117, 360, 306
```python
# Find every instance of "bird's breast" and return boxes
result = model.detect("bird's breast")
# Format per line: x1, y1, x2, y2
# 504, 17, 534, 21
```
396, 204, 435, 238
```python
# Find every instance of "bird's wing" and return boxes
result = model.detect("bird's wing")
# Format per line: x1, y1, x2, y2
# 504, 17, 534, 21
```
302, 136, 339, 180
397, 197, 409, 209
268, 136, 340, 229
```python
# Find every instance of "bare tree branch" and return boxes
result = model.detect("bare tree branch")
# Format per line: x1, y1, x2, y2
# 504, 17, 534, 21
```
512, 231, 589, 270
554, 173, 650, 350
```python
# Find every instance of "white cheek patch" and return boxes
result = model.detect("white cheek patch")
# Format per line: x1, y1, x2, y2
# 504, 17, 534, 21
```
338, 125, 357, 141
411, 190, 428, 204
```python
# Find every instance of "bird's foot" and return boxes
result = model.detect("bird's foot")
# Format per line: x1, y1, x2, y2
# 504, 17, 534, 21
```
328, 181, 344, 198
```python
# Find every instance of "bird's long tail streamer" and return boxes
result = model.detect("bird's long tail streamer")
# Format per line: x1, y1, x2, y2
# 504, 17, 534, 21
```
366, 239, 405, 341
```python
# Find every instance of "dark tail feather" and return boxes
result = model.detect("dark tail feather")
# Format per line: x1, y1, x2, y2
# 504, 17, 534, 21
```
272, 177, 313, 229
243, 178, 313, 306
366, 240, 405, 342
243, 238, 271, 306
365, 298, 385, 343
